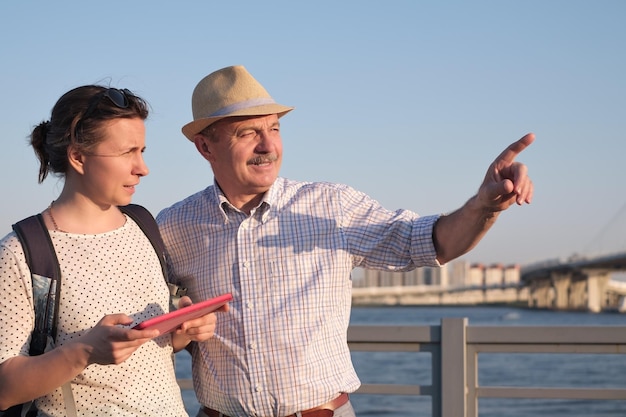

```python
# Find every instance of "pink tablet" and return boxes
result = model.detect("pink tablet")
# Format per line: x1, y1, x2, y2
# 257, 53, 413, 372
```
133, 293, 232, 335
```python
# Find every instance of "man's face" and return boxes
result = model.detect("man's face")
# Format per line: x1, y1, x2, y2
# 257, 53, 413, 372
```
198, 114, 283, 205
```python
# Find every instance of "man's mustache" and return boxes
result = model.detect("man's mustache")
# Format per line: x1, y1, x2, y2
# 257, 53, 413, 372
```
247, 154, 278, 165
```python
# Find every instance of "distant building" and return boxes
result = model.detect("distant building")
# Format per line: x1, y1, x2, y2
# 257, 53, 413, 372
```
353, 260, 520, 289
468, 263, 485, 287
503, 264, 521, 285
485, 263, 504, 287
448, 260, 470, 288
357, 264, 448, 288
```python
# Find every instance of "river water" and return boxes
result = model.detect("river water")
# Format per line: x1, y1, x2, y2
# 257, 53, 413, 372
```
176, 306, 626, 416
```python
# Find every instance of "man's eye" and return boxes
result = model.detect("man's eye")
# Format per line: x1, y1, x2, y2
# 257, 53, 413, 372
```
240, 130, 256, 138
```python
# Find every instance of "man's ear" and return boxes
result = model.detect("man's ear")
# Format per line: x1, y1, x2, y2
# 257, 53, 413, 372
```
194, 135, 213, 162
67, 145, 86, 175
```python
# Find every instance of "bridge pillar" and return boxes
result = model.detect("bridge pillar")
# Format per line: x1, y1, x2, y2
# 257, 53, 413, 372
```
551, 272, 572, 310
568, 274, 588, 310
527, 277, 554, 309
583, 269, 611, 313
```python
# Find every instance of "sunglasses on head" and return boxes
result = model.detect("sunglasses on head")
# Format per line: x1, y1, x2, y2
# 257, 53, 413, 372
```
82, 87, 131, 119
74, 88, 132, 140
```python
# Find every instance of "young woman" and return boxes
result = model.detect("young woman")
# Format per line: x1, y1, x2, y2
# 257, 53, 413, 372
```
0, 86, 219, 416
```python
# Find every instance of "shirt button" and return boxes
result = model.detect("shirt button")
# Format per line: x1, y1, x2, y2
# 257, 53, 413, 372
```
243, 261, 250, 268
255, 385, 262, 392
246, 301, 254, 309
249, 342, 257, 350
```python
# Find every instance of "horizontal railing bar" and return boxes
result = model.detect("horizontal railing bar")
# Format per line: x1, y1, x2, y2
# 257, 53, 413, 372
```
470, 344, 626, 354
476, 386, 626, 400
347, 342, 429, 352
355, 384, 432, 396
468, 326, 626, 344
176, 379, 433, 397
348, 325, 441, 343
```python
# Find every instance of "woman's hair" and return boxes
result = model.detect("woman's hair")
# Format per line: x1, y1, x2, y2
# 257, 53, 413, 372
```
30, 85, 150, 183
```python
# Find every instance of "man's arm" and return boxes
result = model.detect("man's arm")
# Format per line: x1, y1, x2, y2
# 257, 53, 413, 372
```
433, 133, 535, 264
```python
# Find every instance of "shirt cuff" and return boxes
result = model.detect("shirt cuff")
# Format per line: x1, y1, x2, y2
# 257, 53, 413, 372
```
411, 214, 441, 267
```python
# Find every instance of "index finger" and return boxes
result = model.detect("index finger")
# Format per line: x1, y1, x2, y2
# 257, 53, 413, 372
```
496, 133, 535, 163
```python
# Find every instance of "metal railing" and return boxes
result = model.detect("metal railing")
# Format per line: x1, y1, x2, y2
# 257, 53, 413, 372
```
178, 318, 626, 417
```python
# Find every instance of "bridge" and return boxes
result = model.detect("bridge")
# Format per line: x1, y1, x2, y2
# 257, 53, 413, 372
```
351, 252, 626, 313
520, 251, 626, 312
507, 200, 626, 312
351, 283, 529, 307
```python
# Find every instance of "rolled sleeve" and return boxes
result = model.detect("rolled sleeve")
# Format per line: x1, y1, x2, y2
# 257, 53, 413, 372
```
411, 214, 441, 267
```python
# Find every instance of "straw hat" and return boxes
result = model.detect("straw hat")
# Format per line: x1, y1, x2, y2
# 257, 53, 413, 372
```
181, 65, 294, 141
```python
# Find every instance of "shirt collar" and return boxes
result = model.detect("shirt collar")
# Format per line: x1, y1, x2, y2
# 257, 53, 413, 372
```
212, 178, 281, 223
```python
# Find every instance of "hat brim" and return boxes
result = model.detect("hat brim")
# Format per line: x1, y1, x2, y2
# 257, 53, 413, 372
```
182, 104, 294, 141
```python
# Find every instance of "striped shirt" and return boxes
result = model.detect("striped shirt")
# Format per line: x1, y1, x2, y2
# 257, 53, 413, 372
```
156, 177, 440, 417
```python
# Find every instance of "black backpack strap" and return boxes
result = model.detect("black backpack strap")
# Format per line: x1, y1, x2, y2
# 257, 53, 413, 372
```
12, 214, 61, 356
119, 204, 167, 278
119, 204, 187, 303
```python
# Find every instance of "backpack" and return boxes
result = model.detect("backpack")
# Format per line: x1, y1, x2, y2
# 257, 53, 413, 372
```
1, 204, 183, 417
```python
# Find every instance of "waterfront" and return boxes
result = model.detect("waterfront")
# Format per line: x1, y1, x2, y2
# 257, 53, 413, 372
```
175, 306, 626, 416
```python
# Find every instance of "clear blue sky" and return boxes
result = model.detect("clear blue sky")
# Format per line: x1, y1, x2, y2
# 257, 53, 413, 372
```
1, 1, 625, 266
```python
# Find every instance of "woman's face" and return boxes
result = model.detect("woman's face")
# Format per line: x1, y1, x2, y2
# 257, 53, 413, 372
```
78, 117, 148, 207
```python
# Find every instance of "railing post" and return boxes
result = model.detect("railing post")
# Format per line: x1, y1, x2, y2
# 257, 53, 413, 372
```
440, 317, 467, 417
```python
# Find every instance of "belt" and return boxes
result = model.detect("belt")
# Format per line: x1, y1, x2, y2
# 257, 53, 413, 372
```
202, 393, 349, 417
